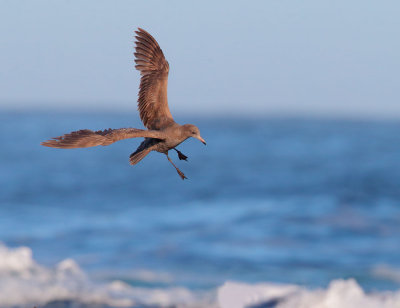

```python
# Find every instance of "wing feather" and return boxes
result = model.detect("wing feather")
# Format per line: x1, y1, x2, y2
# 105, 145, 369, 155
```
41, 128, 165, 149
134, 28, 174, 130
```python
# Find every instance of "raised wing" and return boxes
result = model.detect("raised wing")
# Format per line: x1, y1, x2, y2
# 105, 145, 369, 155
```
41, 128, 165, 149
134, 28, 174, 130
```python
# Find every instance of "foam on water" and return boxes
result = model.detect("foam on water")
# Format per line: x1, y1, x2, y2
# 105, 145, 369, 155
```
1, 243, 400, 308
0, 243, 215, 307
218, 280, 400, 308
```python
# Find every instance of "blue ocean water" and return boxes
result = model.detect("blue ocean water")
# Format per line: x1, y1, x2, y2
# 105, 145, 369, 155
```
0, 111, 399, 294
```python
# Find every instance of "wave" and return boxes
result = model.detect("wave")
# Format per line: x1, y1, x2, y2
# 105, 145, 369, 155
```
1, 243, 399, 308
0, 243, 215, 308
219, 280, 400, 308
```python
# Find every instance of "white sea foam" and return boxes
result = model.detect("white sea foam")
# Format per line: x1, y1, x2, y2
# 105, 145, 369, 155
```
218, 279, 400, 308
1, 243, 400, 308
0, 243, 215, 307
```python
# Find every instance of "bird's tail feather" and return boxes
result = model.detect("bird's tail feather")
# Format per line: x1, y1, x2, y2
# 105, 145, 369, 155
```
129, 148, 151, 165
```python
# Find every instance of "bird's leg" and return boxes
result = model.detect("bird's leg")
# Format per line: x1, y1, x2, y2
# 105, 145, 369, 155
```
174, 148, 188, 161
166, 155, 187, 180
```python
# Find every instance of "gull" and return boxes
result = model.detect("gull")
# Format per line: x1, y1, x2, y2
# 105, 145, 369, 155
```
41, 28, 206, 180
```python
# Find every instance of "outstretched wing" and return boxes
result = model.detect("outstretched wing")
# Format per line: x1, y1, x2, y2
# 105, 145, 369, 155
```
41, 128, 165, 149
134, 28, 174, 130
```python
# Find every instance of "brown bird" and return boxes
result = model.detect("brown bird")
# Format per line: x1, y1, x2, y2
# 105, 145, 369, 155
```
41, 28, 206, 180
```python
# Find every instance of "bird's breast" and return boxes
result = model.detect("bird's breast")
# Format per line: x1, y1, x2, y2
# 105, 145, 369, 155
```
155, 137, 186, 154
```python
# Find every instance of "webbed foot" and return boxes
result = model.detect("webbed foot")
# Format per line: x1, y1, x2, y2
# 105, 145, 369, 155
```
174, 149, 188, 161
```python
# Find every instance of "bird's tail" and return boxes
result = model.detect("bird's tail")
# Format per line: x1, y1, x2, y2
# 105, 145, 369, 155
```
129, 148, 151, 165
129, 138, 161, 165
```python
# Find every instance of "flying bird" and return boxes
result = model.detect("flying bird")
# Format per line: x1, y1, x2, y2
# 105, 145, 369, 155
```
41, 28, 206, 180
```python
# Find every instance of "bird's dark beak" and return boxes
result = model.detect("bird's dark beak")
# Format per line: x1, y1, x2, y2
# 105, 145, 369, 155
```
196, 136, 206, 145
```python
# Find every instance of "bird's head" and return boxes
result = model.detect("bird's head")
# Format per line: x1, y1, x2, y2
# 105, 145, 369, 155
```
182, 124, 206, 145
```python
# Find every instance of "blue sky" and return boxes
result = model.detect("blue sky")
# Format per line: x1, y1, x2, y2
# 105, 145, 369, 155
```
1, 1, 399, 118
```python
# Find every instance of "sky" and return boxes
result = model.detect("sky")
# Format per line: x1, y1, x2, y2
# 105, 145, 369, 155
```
0, 0, 399, 118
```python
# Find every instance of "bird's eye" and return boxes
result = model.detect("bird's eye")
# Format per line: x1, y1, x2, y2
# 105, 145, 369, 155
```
192, 131, 196, 134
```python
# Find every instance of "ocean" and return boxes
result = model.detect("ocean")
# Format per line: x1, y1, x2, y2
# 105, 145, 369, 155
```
0, 112, 399, 307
